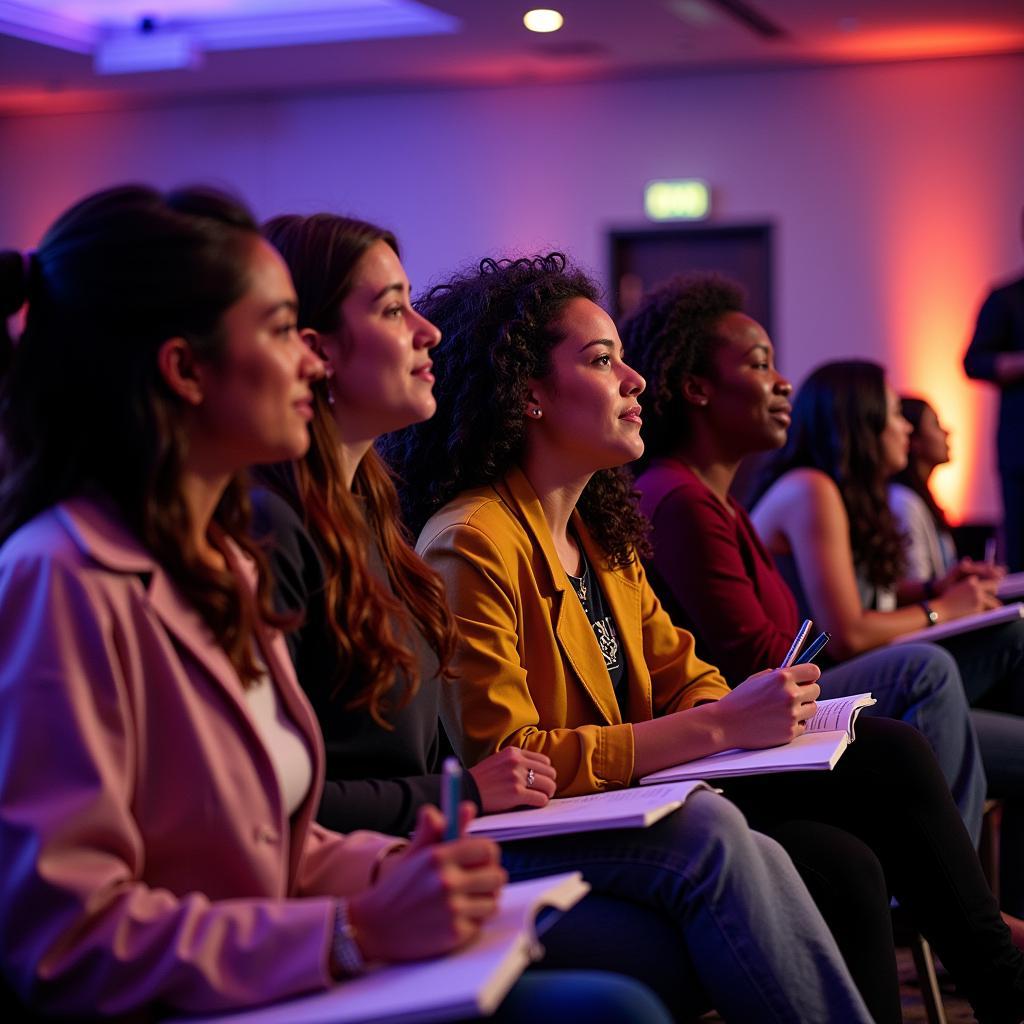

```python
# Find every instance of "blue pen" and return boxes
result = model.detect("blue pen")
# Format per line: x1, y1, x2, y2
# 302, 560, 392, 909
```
793, 631, 830, 666
779, 618, 812, 668
441, 757, 462, 841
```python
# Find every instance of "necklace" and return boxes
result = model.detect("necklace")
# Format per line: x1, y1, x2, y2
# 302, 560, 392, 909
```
568, 562, 590, 607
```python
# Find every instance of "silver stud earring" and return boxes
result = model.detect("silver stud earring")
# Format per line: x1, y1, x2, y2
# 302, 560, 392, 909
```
531, 408, 542, 418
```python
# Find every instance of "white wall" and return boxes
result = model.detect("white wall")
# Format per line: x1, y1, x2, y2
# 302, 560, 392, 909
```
2, 52, 1022, 520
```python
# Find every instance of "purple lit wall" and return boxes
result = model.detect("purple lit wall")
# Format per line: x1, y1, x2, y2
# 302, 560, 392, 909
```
1, 52, 1022, 521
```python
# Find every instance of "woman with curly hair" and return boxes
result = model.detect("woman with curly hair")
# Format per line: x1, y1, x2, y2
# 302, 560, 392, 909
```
623, 274, 985, 839
253, 221, 874, 1022
385, 253, 1024, 1024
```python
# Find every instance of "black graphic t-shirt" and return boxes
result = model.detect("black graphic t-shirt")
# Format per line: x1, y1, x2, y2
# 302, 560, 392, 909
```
567, 547, 628, 710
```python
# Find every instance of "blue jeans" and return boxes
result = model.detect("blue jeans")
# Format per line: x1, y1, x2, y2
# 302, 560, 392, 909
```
501, 790, 872, 1024
817, 642, 986, 844
489, 971, 673, 1024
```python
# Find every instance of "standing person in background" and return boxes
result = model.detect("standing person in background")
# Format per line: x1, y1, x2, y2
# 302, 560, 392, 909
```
0, 188, 670, 1024
964, 207, 1024, 570
620, 274, 986, 845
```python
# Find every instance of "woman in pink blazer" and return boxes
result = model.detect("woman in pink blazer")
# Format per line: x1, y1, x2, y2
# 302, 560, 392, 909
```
0, 185, 537, 1019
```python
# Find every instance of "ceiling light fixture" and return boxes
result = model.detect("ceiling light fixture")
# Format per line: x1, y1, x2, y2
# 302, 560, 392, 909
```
523, 9, 564, 34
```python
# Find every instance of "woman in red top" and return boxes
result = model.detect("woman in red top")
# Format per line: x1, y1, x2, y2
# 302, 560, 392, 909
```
622, 270, 1023, 941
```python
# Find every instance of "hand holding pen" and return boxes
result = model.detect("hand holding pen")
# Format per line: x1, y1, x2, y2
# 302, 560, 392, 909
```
346, 758, 505, 962
711, 620, 824, 750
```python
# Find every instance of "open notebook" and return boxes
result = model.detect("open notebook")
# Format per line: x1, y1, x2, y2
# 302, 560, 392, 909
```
170, 872, 589, 1024
638, 693, 876, 785
889, 601, 1024, 645
467, 779, 709, 841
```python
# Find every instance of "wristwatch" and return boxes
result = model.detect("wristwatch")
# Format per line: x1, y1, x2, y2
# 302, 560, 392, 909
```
920, 600, 938, 627
331, 899, 366, 978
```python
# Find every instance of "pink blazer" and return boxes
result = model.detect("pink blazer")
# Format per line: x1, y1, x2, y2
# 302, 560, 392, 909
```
0, 497, 399, 1016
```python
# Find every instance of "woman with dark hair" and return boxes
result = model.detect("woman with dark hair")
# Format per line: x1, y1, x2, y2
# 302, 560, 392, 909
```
253, 213, 557, 836
622, 274, 985, 841
255, 219, 874, 1023
888, 395, 1024, 926
890, 396, 972, 582
385, 253, 1024, 1024
751, 361, 1024, 677
0, 189, 669, 1024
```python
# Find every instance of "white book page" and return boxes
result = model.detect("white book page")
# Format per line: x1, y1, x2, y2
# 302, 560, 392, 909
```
805, 693, 875, 737
467, 780, 706, 835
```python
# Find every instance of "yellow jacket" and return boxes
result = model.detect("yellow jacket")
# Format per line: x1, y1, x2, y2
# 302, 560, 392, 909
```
417, 467, 730, 796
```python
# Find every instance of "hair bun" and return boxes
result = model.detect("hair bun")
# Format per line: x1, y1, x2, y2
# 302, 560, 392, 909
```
0, 250, 30, 317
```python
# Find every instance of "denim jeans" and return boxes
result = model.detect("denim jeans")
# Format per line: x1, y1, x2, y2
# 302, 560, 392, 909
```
501, 790, 872, 1024
488, 971, 674, 1024
817, 641, 986, 844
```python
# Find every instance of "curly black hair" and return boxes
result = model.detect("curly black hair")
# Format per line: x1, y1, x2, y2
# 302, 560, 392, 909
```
753, 360, 907, 590
619, 273, 745, 463
380, 253, 650, 568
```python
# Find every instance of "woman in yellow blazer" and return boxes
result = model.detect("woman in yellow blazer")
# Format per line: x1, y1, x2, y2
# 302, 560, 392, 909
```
383, 253, 1024, 1024
417, 464, 729, 795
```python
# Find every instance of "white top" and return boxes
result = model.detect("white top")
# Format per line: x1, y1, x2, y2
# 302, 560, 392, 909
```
888, 482, 957, 582
244, 659, 314, 817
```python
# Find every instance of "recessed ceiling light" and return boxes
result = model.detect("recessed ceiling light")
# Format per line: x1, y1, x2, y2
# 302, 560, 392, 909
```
523, 9, 564, 33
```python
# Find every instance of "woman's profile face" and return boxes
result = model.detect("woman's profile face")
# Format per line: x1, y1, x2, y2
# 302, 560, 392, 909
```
192, 237, 323, 471
910, 404, 951, 470
700, 312, 792, 455
526, 297, 645, 473
878, 383, 912, 476
324, 240, 440, 440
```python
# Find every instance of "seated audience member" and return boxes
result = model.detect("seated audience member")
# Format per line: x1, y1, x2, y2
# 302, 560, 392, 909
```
889, 395, 1024, 923
620, 274, 985, 843
384, 252, 1024, 1024
251, 213, 871, 1023
890, 395, 983, 582
751, 359, 1024, 934
0, 189, 673, 1024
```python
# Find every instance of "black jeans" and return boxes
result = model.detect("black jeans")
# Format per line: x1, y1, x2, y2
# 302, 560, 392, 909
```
721, 718, 1024, 1024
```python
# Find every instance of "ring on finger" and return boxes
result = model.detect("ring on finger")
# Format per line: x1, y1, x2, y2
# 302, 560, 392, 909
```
526, 768, 536, 788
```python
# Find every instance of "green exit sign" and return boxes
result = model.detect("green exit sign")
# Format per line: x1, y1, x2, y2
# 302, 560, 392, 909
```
644, 179, 710, 221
